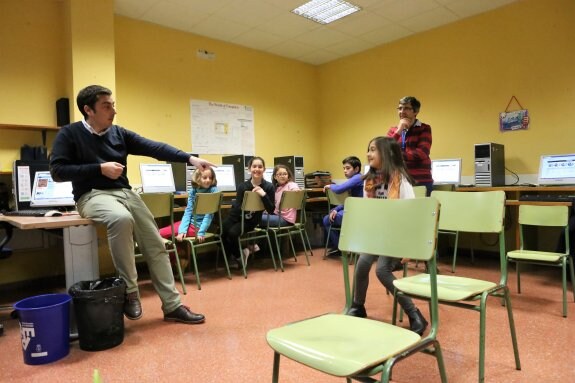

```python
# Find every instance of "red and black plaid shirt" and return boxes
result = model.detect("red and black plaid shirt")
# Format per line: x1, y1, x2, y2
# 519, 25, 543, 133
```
387, 120, 433, 184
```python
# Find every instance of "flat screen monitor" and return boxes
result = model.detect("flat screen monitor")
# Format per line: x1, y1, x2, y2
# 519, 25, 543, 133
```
431, 158, 462, 185
213, 164, 237, 192
263, 168, 274, 183
139, 163, 176, 193
29, 171, 75, 208
537, 153, 575, 186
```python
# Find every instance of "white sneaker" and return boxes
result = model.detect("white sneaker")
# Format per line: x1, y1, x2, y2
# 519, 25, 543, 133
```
242, 248, 251, 263
253, 244, 260, 253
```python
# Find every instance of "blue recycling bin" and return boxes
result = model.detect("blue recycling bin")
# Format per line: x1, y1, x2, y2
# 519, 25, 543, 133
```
13, 293, 72, 365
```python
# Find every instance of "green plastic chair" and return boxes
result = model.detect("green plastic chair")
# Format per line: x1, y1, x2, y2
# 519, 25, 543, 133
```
323, 188, 350, 258
266, 190, 312, 269
181, 192, 231, 290
413, 185, 427, 197
432, 190, 476, 273
237, 191, 278, 278
138, 193, 186, 294
393, 190, 521, 383
507, 204, 575, 317
267, 197, 447, 383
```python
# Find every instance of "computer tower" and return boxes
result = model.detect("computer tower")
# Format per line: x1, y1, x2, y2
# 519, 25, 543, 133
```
274, 156, 305, 189
167, 153, 198, 192
474, 143, 505, 187
222, 155, 253, 187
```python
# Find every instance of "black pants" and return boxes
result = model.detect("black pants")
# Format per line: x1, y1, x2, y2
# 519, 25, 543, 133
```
222, 216, 257, 259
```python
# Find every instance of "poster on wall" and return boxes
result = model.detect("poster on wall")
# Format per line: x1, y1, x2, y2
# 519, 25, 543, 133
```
191, 99, 255, 155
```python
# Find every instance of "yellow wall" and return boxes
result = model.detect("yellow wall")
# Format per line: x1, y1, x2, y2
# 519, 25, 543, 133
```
0, 0, 67, 169
113, 16, 320, 182
319, 0, 575, 178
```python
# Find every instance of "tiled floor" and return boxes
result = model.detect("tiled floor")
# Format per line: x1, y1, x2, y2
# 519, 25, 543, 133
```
1, 250, 574, 383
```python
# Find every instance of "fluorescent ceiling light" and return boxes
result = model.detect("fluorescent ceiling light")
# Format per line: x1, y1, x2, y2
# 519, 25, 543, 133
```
292, 0, 361, 25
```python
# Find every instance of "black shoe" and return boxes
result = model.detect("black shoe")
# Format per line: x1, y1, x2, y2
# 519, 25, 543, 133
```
227, 256, 240, 270
164, 305, 205, 324
124, 291, 143, 320
327, 249, 342, 257
408, 309, 428, 335
391, 260, 404, 272
346, 303, 367, 318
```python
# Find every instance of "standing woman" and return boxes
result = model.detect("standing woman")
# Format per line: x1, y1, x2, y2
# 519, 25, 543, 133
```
222, 156, 275, 268
346, 136, 428, 335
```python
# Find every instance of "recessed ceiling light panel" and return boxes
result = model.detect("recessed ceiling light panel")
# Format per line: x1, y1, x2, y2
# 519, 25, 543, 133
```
292, 0, 361, 25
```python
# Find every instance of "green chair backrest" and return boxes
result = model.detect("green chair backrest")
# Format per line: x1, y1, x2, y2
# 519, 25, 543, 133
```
339, 197, 439, 261
241, 190, 266, 212
140, 193, 173, 219
194, 192, 222, 216
278, 190, 305, 211
413, 185, 427, 198
326, 188, 349, 208
431, 190, 505, 233
518, 205, 568, 227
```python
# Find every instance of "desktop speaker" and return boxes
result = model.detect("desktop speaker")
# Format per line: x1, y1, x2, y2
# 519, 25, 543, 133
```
56, 98, 70, 127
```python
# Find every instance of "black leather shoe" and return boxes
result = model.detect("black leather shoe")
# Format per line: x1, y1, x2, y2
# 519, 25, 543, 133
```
408, 309, 428, 335
346, 303, 367, 318
164, 305, 205, 324
124, 292, 143, 320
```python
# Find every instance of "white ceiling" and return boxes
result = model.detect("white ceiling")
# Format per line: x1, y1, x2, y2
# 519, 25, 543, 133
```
115, 0, 519, 65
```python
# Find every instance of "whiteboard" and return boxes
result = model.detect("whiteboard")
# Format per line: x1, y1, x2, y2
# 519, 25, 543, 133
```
191, 99, 255, 155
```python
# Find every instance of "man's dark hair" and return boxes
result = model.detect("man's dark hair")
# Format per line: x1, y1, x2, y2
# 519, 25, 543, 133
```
76, 85, 112, 119
342, 156, 361, 171
399, 96, 421, 113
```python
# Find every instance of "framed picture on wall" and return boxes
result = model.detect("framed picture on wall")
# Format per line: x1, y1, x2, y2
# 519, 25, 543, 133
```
499, 109, 529, 132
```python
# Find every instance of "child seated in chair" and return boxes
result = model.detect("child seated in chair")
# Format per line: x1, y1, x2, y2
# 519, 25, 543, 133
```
261, 164, 300, 228
322, 156, 363, 256
222, 156, 275, 269
159, 167, 218, 269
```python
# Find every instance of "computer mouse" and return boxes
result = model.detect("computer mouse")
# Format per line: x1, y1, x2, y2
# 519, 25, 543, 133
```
44, 210, 63, 217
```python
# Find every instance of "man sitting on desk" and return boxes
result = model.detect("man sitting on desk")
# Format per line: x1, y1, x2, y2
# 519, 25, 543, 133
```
50, 85, 214, 325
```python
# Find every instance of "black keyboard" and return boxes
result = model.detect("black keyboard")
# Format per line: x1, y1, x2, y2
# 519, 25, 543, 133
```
2, 209, 54, 217
519, 194, 575, 202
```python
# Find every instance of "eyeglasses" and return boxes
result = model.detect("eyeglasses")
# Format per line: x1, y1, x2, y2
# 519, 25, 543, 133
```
397, 106, 413, 111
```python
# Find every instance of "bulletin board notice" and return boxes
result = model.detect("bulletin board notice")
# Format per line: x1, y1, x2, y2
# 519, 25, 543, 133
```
191, 99, 255, 155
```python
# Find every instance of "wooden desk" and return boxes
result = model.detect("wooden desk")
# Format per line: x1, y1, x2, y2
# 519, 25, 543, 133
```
0, 214, 99, 289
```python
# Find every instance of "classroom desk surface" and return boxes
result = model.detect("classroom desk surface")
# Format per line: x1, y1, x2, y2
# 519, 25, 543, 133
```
0, 214, 98, 289
456, 185, 575, 193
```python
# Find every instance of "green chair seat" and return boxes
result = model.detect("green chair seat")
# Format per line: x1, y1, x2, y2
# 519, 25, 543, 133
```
394, 274, 497, 302
508, 249, 563, 263
266, 313, 421, 377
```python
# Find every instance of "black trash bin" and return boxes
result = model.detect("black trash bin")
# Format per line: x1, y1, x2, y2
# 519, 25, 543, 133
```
68, 277, 126, 351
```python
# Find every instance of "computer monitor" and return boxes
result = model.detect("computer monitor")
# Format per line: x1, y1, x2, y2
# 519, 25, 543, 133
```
29, 171, 75, 208
139, 163, 176, 193
263, 168, 274, 183
431, 158, 462, 185
213, 164, 237, 192
537, 153, 575, 186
